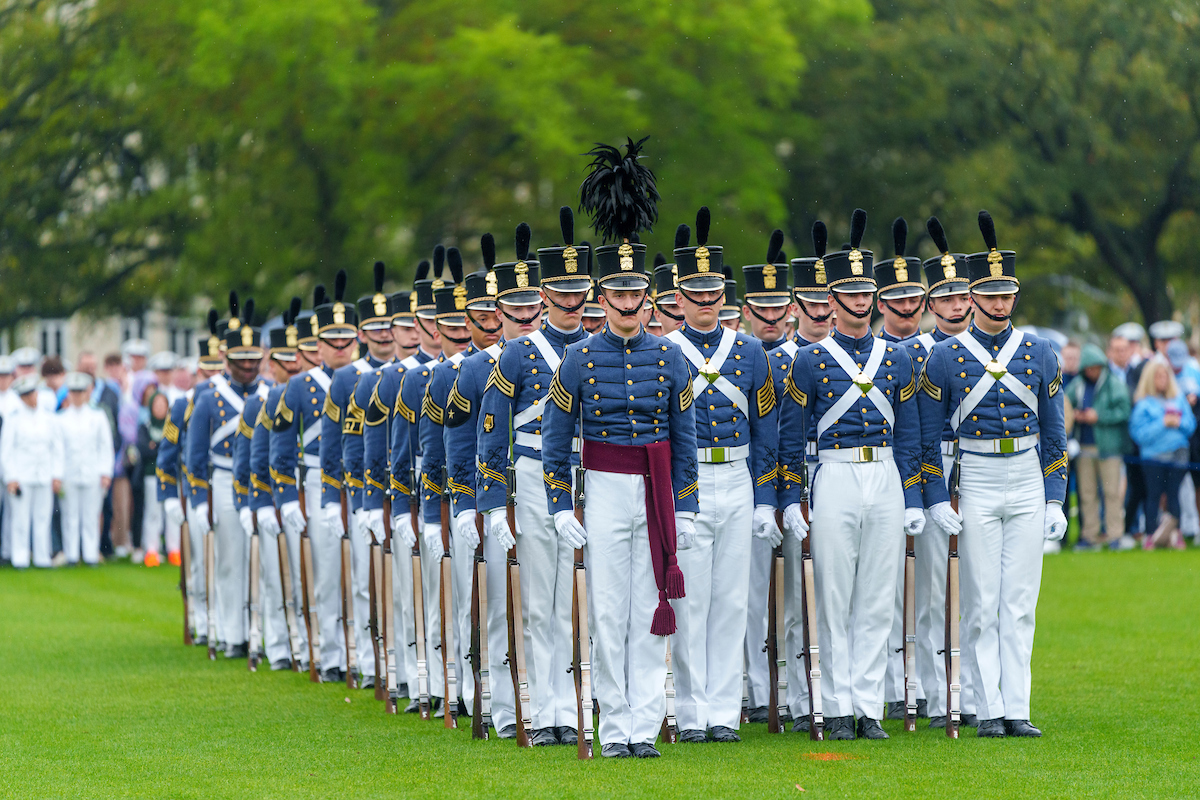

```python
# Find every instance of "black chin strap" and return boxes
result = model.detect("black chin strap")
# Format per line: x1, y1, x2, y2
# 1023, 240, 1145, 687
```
544, 293, 587, 313
467, 311, 502, 335
833, 293, 873, 320
747, 305, 789, 326
880, 299, 922, 319
656, 303, 685, 322
417, 317, 439, 340
797, 299, 833, 323
499, 303, 543, 325
601, 287, 649, 317
678, 287, 725, 307
973, 291, 1020, 323
438, 327, 473, 345
926, 296, 970, 326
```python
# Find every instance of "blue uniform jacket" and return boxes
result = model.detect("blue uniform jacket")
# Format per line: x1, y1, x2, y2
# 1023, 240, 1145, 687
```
156, 393, 191, 502
270, 365, 331, 507
765, 336, 809, 508
390, 353, 442, 514
444, 342, 504, 516
232, 389, 268, 511
917, 323, 1067, 506
777, 329, 923, 509
362, 351, 435, 514
186, 375, 264, 504
476, 324, 589, 515
667, 325, 779, 507
340, 354, 388, 511
418, 346, 476, 525
541, 326, 699, 515
249, 384, 283, 513
320, 357, 379, 510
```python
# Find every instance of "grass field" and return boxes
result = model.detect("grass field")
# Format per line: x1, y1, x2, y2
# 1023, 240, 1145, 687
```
1, 551, 1198, 799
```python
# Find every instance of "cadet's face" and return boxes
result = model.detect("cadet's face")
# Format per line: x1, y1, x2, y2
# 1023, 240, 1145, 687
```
971, 293, 1017, 323
600, 288, 647, 336
795, 298, 833, 341
416, 317, 442, 351
743, 302, 790, 342
582, 316, 604, 333
929, 293, 972, 326
436, 322, 470, 354
834, 291, 874, 317
542, 288, 587, 329
229, 358, 261, 384
656, 308, 684, 335
467, 309, 502, 347
270, 357, 298, 383
676, 287, 723, 330
319, 337, 356, 369
20, 391, 37, 408
498, 302, 541, 339
392, 323, 419, 353
69, 389, 88, 407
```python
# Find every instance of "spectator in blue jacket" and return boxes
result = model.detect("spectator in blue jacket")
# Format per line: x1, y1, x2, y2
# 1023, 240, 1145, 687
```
1129, 359, 1196, 549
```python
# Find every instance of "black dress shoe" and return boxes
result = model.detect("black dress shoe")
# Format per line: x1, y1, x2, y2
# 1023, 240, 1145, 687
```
226, 643, 249, 658
916, 698, 929, 718
746, 705, 769, 723
193, 636, 208, 647
321, 668, 345, 684
457, 699, 470, 718
792, 717, 811, 733
404, 698, 421, 714
709, 726, 741, 743
397, 683, 409, 698
360, 676, 376, 689
601, 743, 632, 758
270, 659, 292, 671
557, 727, 578, 745
826, 716, 855, 740
630, 742, 661, 758
531, 727, 558, 746
856, 718, 889, 740
929, 715, 946, 729
961, 714, 979, 727
497, 724, 518, 739
1004, 719, 1042, 737
885, 701, 905, 720
431, 697, 444, 718
976, 718, 1006, 738
679, 729, 707, 743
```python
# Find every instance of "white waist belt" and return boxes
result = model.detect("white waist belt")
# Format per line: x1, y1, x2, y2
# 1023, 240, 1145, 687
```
697, 444, 749, 464
806, 441, 817, 457
513, 431, 580, 452
210, 455, 232, 470
941, 440, 957, 456
302, 453, 321, 468
818, 446, 893, 464
958, 434, 1038, 455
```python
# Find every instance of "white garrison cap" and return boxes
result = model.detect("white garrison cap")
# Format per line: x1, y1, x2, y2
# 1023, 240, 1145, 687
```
148, 351, 178, 371
13, 374, 38, 395
122, 339, 151, 357
65, 371, 93, 391
1148, 320, 1184, 341
0, 356, 14, 375
11, 347, 39, 367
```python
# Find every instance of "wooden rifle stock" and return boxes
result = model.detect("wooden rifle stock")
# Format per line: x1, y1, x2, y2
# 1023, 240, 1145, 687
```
298, 525, 320, 682
798, 471, 824, 740
438, 467, 457, 729
247, 516, 263, 672
179, 491, 193, 645
340, 488, 359, 689
903, 534, 917, 732
205, 482, 216, 660
382, 497, 398, 714
409, 470, 431, 720
571, 464, 594, 759
766, 510, 787, 734
369, 524, 385, 702
504, 464, 532, 748
945, 443, 962, 739
275, 510, 303, 672
470, 513, 490, 739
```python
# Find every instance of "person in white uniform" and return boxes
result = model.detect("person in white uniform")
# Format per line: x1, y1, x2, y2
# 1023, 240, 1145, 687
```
58, 372, 115, 565
0, 375, 65, 568
917, 211, 1067, 738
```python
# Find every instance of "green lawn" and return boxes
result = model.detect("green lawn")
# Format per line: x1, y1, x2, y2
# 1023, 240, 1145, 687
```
1, 551, 1197, 799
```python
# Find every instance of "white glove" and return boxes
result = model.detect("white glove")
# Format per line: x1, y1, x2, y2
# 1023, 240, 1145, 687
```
279, 500, 305, 537
392, 513, 416, 550
164, 497, 185, 528
256, 506, 281, 537
675, 512, 696, 551
191, 502, 211, 535
1066, 439, 1081, 460
423, 522, 443, 554
554, 509, 587, 550
1044, 502, 1067, 541
454, 510, 479, 549
238, 507, 254, 536
362, 508, 384, 539
904, 508, 926, 537
928, 501, 963, 535
752, 505, 783, 547
485, 508, 516, 552
782, 503, 809, 542
323, 503, 345, 538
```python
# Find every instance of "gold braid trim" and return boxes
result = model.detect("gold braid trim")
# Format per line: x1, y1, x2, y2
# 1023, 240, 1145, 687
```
756, 376, 776, 417
486, 361, 516, 397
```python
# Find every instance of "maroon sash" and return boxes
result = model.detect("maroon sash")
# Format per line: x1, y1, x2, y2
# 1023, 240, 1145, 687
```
582, 439, 685, 636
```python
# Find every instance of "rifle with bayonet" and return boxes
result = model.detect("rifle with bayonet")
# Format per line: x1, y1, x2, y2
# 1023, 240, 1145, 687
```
205, 476, 217, 661
438, 465, 458, 729
247, 511, 263, 672
382, 495, 398, 714
944, 441, 963, 739
470, 511, 490, 739
369, 515, 385, 702
179, 468, 194, 646
297, 416, 320, 682
766, 511, 787, 734
903, 531, 918, 732
409, 466, 431, 720
798, 463, 824, 740
505, 463, 532, 748
571, 461, 595, 759
275, 506, 303, 672
340, 486, 359, 689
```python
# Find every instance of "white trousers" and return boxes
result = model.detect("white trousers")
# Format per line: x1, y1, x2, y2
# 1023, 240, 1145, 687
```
256, 529, 292, 665
483, 520, 516, 728
62, 482, 103, 565
810, 460, 904, 720
186, 500, 209, 639
584, 470, 667, 746
1, 488, 12, 561
453, 518, 476, 710
514, 456, 576, 729
212, 470, 248, 649
884, 542, 925, 704
672, 461, 752, 731
350, 511, 374, 678
959, 449, 1045, 721
311, 480, 345, 671
783, 531, 811, 719
745, 536, 772, 709
420, 522, 447, 698
389, 519, 417, 693
8, 484, 54, 568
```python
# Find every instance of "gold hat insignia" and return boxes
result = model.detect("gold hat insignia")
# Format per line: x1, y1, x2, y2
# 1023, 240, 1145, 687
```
564, 246, 578, 274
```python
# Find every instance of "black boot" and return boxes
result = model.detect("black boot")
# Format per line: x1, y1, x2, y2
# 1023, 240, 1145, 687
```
855, 717, 889, 740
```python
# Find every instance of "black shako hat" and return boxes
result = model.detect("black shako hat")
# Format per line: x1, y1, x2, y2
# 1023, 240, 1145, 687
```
357, 261, 392, 330
493, 224, 543, 306
743, 229, 791, 307
791, 220, 832, 303
434, 247, 468, 324
922, 217, 970, 297
268, 297, 303, 361
295, 284, 324, 351
875, 218, 926, 300
199, 309, 224, 370
537, 207, 592, 293
823, 209, 875, 293
315, 270, 359, 339
413, 246, 441, 319
965, 210, 1018, 295
673, 207, 724, 292
223, 292, 263, 358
